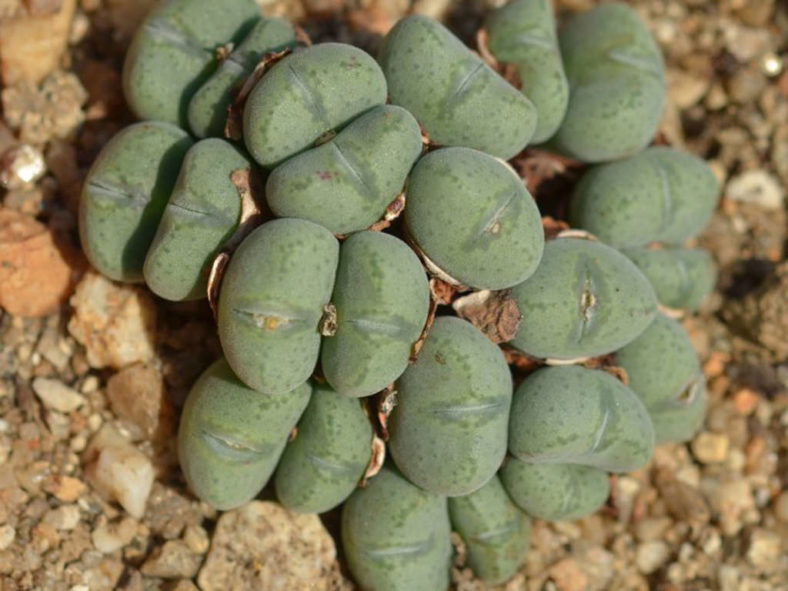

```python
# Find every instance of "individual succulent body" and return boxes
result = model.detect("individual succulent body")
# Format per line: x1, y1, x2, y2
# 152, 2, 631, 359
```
406, 147, 544, 290
553, 2, 666, 162
616, 314, 707, 444
177, 358, 311, 510
243, 42, 388, 167
123, 0, 261, 127
503, 365, 654, 522
485, 0, 569, 144
78, 0, 722, 586
380, 14, 537, 159
342, 464, 453, 591
217, 218, 340, 395
143, 138, 252, 301
322, 231, 430, 397
508, 366, 655, 472
449, 475, 532, 584
266, 104, 422, 235
79, 121, 193, 282
274, 384, 373, 513
507, 237, 658, 361
388, 317, 512, 496
569, 146, 720, 248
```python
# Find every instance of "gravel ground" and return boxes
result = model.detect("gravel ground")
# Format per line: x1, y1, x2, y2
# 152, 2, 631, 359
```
0, 0, 786, 590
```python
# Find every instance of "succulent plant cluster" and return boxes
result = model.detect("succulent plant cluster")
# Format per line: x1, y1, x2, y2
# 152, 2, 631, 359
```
78, 0, 721, 588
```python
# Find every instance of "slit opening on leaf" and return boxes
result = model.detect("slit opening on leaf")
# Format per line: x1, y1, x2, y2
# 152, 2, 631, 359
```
201, 429, 265, 462
473, 519, 521, 544
231, 307, 303, 331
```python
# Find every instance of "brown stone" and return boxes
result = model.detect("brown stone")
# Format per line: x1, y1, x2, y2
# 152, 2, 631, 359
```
107, 363, 174, 441
68, 271, 157, 369
0, 0, 75, 85
549, 557, 588, 591
141, 540, 202, 579
0, 209, 83, 317
41, 474, 88, 502
198, 501, 350, 591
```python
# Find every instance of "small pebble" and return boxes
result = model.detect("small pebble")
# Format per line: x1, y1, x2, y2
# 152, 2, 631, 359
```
746, 529, 782, 569
0, 144, 45, 189
634, 517, 673, 542
107, 363, 172, 440
92, 517, 138, 554
42, 504, 80, 530
548, 557, 588, 591
691, 431, 730, 464
81, 375, 99, 394
141, 540, 202, 579
0, 524, 15, 550
709, 479, 756, 536
32, 377, 85, 412
774, 491, 788, 523
183, 524, 210, 555
85, 426, 154, 519
68, 272, 157, 369
727, 170, 785, 210
636, 540, 671, 575
198, 501, 344, 590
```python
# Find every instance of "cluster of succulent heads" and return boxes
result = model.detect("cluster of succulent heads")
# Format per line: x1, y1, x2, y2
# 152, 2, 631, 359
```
78, 0, 721, 588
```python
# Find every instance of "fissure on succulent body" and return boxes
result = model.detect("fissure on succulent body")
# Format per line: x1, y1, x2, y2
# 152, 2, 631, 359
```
78, 0, 720, 588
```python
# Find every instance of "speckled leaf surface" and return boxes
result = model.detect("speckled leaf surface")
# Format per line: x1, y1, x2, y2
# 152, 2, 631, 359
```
570, 147, 721, 248
449, 475, 531, 584
266, 105, 422, 234
178, 358, 311, 511
275, 383, 372, 513
405, 147, 544, 290
379, 15, 537, 159
486, 0, 569, 143
321, 231, 430, 398
342, 464, 452, 591
508, 366, 655, 472
553, 3, 666, 162
79, 121, 193, 282
508, 238, 657, 360
243, 43, 387, 167
122, 0, 260, 126
388, 317, 512, 496
143, 138, 250, 301
217, 218, 339, 394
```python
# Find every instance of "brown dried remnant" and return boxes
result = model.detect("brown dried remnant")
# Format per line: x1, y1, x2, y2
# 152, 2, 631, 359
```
540, 216, 570, 240
512, 148, 584, 194
207, 253, 230, 320
410, 295, 437, 361
475, 28, 522, 90
360, 436, 386, 486
318, 303, 338, 337
373, 385, 398, 441
452, 289, 522, 344
206, 167, 267, 317
368, 192, 406, 232
224, 48, 294, 141
500, 345, 543, 373
429, 277, 461, 306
